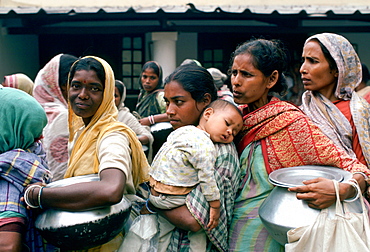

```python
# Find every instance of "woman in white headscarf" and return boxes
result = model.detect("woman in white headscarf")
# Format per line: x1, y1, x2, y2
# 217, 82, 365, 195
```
300, 33, 370, 197
115, 80, 154, 162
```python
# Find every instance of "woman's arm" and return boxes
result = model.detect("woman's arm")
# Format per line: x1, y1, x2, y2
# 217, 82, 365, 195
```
139, 113, 170, 126
24, 169, 126, 211
289, 173, 366, 209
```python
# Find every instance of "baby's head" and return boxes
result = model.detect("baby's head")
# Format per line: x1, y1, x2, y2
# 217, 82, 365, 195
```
198, 99, 243, 144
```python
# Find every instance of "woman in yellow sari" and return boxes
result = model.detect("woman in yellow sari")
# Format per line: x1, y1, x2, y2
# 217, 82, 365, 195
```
23, 56, 149, 251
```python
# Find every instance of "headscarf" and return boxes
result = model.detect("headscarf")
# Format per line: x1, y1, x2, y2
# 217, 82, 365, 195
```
207, 67, 227, 89
33, 54, 67, 123
65, 56, 149, 188
2, 73, 34, 96
300, 33, 370, 166
0, 87, 47, 153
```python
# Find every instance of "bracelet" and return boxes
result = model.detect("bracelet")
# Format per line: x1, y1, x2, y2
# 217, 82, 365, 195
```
210, 205, 220, 209
146, 199, 157, 214
343, 179, 361, 203
24, 185, 42, 208
148, 115, 155, 125
38, 186, 44, 209
353, 172, 370, 187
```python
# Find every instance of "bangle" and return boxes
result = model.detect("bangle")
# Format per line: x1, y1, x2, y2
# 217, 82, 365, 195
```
343, 179, 361, 203
148, 115, 155, 125
24, 185, 42, 208
38, 186, 44, 209
353, 172, 370, 187
210, 205, 220, 209
145, 199, 157, 214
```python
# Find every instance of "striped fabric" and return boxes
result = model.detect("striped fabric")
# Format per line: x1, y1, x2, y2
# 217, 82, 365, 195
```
168, 143, 241, 252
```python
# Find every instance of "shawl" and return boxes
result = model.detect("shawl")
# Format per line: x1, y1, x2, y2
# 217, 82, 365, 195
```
3, 73, 34, 96
65, 56, 149, 188
33, 54, 71, 181
0, 143, 51, 215
116, 80, 154, 162
300, 33, 370, 167
238, 97, 370, 176
33, 54, 67, 124
135, 89, 164, 118
168, 143, 241, 252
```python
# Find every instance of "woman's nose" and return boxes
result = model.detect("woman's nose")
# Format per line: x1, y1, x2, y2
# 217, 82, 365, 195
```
166, 103, 175, 115
78, 88, 89, 99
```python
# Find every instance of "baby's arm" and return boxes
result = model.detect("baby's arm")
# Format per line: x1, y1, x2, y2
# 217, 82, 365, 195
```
207, 200, 221, 230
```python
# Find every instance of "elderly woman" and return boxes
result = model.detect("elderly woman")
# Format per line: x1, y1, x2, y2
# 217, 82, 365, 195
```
227, 38, 370, 251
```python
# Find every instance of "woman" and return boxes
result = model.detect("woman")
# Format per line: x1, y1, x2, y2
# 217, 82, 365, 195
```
23, 56, 150, 251
300, 33, 370, 173
227, 38, 370, 251
114, 80, 154, 161
0, 87, 51, 252
134, 61, 172, 156
142, 64, 241, 252
33, 53, 78, 181
2, 73, 34, 95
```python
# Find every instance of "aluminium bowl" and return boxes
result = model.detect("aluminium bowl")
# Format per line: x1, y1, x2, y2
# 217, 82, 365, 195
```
35, 174, 132, 250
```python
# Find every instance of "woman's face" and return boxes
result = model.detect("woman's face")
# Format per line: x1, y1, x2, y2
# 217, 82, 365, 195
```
300, 40, 338, 98
231, 53, 275, 107
164, 81, 210, 130
69, 70, 104, 126
141, 68, 160, 93
114, 87, 121, 108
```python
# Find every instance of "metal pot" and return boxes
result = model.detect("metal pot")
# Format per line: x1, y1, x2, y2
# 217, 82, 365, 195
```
258, 166, 363, 246
35, 174, 132, 250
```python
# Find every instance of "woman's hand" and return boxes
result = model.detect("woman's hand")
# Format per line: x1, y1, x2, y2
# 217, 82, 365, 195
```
139, 117, 151, 126
288, 177, 354, 209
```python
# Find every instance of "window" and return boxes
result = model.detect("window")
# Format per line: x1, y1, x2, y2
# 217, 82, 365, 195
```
202, 49, 224, 70
121, 36, 145, 93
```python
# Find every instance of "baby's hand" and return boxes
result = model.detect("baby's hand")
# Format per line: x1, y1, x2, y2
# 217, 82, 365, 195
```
207, 200, 221, 230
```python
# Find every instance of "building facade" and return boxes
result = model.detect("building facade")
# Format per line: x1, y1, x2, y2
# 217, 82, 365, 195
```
0, 1, 369, 108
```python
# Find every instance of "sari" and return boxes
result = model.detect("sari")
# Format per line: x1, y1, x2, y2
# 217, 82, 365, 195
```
33, 54, 70, 181
115, 80, 154, 162
300, 33, 370, 168
168, 143, 241, 252
228, 97, 370, 252
65, 56, 150, 252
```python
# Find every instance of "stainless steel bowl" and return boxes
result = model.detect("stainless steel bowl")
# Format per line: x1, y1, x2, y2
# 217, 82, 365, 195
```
259, 166, 362, 245
35, 174, 132, 250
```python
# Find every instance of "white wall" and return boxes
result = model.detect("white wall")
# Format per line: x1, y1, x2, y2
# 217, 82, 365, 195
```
0, 33, 39, 80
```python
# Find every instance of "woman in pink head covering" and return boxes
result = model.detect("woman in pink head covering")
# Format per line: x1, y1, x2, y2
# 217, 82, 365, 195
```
33, 53, 78, 181
2, 73, 34, 96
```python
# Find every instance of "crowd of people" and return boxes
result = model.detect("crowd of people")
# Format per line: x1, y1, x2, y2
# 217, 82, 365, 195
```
0, 32, 369, 252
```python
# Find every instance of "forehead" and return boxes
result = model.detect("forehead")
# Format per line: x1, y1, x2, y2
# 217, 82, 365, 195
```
164, 81, 190, 98
142, 68, 157, 75
303, 40, 323, 55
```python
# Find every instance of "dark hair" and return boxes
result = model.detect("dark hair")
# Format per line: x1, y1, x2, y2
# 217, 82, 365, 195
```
115, 80, 125, 97
206, 99, 243, 118
229, 38, 288, 96
362, 63, 370, 84
68, 57, 105, 85
140, 61, 163, 87
59, 54, 78, 88
164, 64, 218, 102
314, 38, 338, 71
